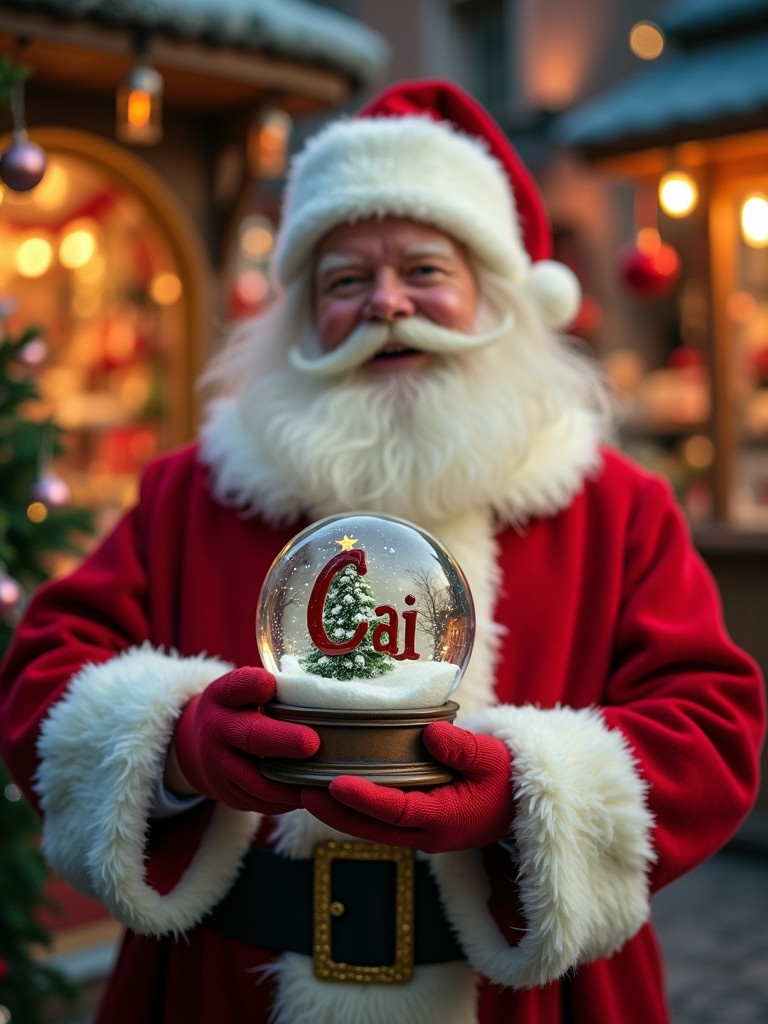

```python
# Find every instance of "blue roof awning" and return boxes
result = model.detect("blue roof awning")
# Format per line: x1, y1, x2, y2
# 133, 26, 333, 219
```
556, 30, 768, 155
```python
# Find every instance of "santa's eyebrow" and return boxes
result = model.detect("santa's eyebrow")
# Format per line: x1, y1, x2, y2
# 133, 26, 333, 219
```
401, 240, 457, 261
315, 252, 366, 280
316, 240, 458, 281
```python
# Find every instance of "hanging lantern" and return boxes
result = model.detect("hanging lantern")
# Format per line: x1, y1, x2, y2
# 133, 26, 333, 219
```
116, 39, 164, 147
248, 108, 292, 179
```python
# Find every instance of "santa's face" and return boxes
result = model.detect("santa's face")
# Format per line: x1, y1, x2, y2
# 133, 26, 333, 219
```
313, 218, 479, 374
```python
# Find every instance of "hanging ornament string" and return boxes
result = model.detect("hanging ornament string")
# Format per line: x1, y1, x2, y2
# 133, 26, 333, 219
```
0, 48, 46, 193
619, 182, 681, 299
32, 429, 71, 511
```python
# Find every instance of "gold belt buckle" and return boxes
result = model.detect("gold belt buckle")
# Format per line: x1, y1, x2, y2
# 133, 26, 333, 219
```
313, 840, 415, 984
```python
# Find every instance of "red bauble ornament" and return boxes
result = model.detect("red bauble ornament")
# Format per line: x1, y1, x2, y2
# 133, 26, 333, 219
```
0, 135, 47, 192
0, 573, 23, 616
619, 242, 681, 298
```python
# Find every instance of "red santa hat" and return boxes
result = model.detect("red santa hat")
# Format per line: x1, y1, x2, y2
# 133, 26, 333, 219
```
273, 78, 580, 329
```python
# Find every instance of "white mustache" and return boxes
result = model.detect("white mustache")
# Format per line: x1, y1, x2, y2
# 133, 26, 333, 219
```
289, 312, 515, 378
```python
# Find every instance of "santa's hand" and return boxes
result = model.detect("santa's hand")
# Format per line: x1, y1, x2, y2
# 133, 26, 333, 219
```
172, 667, 320, 813
301, 722, 514, 853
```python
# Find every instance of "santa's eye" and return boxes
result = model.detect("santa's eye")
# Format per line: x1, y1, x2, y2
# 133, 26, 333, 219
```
324, 271, 367, 293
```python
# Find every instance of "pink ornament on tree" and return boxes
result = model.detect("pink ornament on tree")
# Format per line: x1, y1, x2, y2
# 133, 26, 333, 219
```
0, 572, 23, 616
18, 336, 48, 367
32, 468, 71, 508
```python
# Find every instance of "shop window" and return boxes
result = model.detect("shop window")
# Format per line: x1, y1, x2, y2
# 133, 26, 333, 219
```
717, 181, 768, 527
0, 134, 197, 539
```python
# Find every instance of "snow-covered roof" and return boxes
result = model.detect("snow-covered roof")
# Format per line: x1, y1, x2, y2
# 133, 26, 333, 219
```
0, 0, 390, 87
556, 0, 768, 154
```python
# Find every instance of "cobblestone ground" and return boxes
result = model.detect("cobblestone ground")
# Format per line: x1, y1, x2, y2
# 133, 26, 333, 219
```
653, 849, 768, 1024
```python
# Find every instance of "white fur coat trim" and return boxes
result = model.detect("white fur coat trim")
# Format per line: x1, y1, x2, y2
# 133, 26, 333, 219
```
267, 701, 654, 1006
436, 702, 656, 987
200, 397, 602, 531
35, 645, 259, 935
264, 953, 477, 1024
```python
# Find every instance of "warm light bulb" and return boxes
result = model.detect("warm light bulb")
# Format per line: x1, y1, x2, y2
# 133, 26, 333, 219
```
659, 172, 698, 217
127, 89, 152, 128
60, 225, 97, 269
741, 194, 768, 247
16, 235, 53, 278
150, 271, 182, 305
630, 22, 665, 60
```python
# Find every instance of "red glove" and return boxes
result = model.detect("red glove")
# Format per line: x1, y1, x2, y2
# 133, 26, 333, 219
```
173, 667, 320, 813
301, 721, 514, 853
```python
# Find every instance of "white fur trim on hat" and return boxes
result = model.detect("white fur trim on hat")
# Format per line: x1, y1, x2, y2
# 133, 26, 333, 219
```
35, 644, 259, 935
528, 259, 582, 329
274, 115, 529, 287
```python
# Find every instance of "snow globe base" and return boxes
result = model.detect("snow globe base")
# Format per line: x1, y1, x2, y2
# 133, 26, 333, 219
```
260, 700, 460, 788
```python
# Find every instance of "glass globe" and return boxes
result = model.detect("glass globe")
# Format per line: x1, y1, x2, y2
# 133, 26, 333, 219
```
256, 512, 475, 710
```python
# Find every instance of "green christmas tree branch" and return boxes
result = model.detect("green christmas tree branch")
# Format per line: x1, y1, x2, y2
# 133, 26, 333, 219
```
0, 316, 93, 1022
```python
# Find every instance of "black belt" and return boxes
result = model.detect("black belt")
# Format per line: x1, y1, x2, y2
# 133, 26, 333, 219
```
201, 841, 465, 982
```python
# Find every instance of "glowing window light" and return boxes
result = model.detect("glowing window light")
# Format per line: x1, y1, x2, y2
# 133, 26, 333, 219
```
630, 22, 665, 60
741, 194, 768, 247
16, 236, 53, 278
60, 226, 97, 269
659, 171, 698, 217
636, 227, 661, 254
241, 220, 275, 259
33, 161, 69, 211
150, 271, 182, 305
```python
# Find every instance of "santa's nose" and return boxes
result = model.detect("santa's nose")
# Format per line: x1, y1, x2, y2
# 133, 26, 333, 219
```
363, 269, 415, 321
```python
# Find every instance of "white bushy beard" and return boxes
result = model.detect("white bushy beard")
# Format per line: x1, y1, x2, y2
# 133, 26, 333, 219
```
202, 276, 611, 527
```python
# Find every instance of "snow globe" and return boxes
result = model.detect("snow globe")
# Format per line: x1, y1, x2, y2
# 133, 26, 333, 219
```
256, 512, 475, 787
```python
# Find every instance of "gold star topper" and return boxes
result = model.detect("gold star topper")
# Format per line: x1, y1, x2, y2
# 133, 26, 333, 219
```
335, 534, 358, 552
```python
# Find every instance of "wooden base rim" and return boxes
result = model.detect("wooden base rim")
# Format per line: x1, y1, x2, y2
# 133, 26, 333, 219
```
261, 700, 460, 789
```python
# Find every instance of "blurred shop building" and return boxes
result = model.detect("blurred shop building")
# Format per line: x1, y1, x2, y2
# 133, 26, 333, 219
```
328, 0, 768, 844
0, 0, 387, 537
0, 0, 387, 1002
557, 0, 768, 845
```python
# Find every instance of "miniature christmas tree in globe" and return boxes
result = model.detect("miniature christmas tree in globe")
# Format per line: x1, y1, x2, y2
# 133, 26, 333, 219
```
301, 552, 395, 681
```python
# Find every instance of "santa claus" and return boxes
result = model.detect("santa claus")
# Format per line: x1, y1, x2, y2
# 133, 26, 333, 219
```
0, 80, 764, 1024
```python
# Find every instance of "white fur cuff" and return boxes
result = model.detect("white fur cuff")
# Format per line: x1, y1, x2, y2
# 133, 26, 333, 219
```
431, 704, 655, 988
35, 644, 259, 935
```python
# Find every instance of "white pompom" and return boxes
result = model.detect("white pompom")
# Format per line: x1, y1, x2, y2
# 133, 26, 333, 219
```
527, 259, 582, 330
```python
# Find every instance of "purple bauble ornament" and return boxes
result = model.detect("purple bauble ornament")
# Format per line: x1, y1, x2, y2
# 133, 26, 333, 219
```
0, 136, 47, 192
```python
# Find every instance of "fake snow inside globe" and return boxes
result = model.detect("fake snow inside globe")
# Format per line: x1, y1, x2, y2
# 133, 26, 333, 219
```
256, 513, 475, 711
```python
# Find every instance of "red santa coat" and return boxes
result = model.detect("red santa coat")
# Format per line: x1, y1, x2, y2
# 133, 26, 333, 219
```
0, 438, 764, 1024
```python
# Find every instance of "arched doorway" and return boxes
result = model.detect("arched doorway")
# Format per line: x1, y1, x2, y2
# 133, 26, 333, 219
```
0, 127, 211, 536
